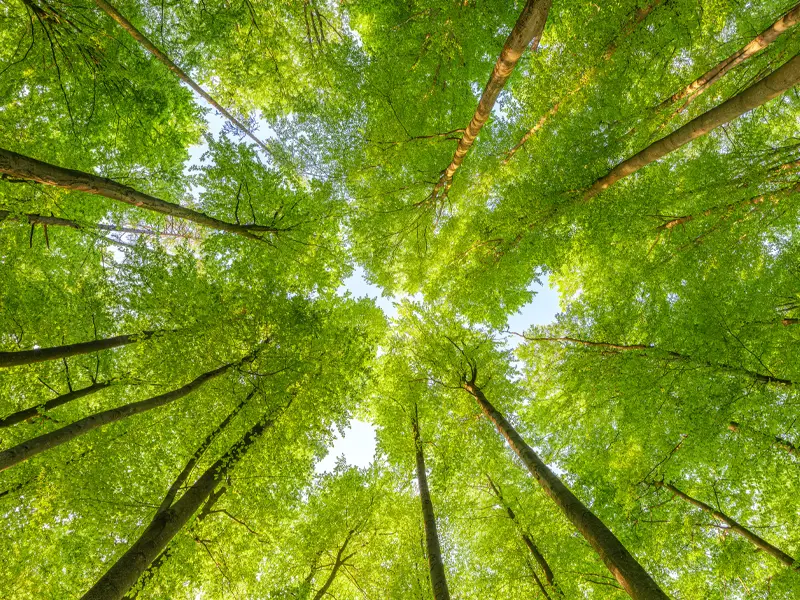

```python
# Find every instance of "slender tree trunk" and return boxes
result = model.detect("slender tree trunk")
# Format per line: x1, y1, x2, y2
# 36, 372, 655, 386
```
656, 481, 797, 568
412, 410, 451, 600
486, 474, 561, 596
656, 182, 800, 231
0, 210, 200, 240
728, 421, 798, 457
0, 381, 113, 428
81, 407, 282, 600
122, 395, 249, 597
0, 330, 159, 369
93, 0, 270, 154
660, 4, 800, 111
583, 54, 800, 200
0, 349, 260, 471
311, 530, 356, 600
464, 382, 669, 600
521, 335, 796, 386
0, 148, 279, 242
433, 0, 552, 195
504, 0, 662, 162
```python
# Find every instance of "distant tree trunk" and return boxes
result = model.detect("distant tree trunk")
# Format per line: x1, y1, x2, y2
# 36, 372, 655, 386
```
0, 381, 113, 428
0, 348, 261, 471
81, 406, 282, 600
655, 182, 800, 231
656, 481, 797, 568
728, 421, 798, 457
464, 381, 669, 600
311, 529, 356, 600
504, 0, 662, 162
486, 474, 561, 597
583, 54, 800, 200
659, 4, 800, 112
0, 330, 159, 369
412, 409, 451, 600
521, 335, 796, 386
0, 210, 201, 241
93, 0, 270, 154
433, 0, 552, 196
0, 148, 280, 242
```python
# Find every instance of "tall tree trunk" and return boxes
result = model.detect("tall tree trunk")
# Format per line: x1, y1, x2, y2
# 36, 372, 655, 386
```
433, 0, 552, 196
0, 348, 260, 471
0, 380, 113, 428
0, 149, 280, 242
81, 406, 282, 600
93, 0, 270, 154
583, 54, 800, 200
521, 335, 796, 386
659, 4, 800, 112
122, 394, 250, 597
0, 330, 159, 369
0, 210, 201, 241
311, 530, 356, 600
505, 0, 662, 162
656, 481, 797, 568
464, 381, 669, 600
727, 421, 798, 457
412, 410, 451, 600
486, 474, 561, 596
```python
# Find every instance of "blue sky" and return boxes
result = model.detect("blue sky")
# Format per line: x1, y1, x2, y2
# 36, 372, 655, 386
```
182, 100, 562, 474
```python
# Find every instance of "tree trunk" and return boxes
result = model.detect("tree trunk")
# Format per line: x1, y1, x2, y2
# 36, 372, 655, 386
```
433, 0, 552, 195
656, 481, 797, 568
504, 0, 662, 162
311, 529, 356, 600
93, 0, 270, 154
464, 382, 669, 600
0, 330, 158, 369
486, 474, 561, 596
0, 148, 279, 242
412, 410, 451, 600
0, 381, 113, 428
655, 182, 800, 231
728, 421, 798, 457
81, 408, 281, 600
521, 335, 796, 386
660, 3, 800, 111
583, 54, 800, 200
0, 210, 200, 241
0, 349, 260, 471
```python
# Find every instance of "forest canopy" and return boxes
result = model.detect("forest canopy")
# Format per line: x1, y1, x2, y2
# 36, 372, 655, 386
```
1, 0, 799, 598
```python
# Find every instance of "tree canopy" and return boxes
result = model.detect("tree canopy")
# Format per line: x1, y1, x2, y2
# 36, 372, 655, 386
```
1, 0, 799, 598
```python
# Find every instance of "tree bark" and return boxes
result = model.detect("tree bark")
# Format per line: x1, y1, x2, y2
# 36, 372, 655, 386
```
311, 529, 356, 600
412, 410, 451, 600
504, 0, 662, 162
0, 330, 159, 369
464, 382, 669, 600
81, 408, 281, 600
0, 148, 279, 242
583, 54, 800, 200
433, 0, 552, 195
728, 421, 798, 457
0, 381, 113, 428
0, 349, 260, 471
521, 335, 796, 386
486, 474, 560, 596
93, 0, 270, 154
656, 481, 797, 568
660, 4, 800, 111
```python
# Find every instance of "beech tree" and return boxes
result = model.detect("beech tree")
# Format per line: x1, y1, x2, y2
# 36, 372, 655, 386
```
2, 0, 800, 598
